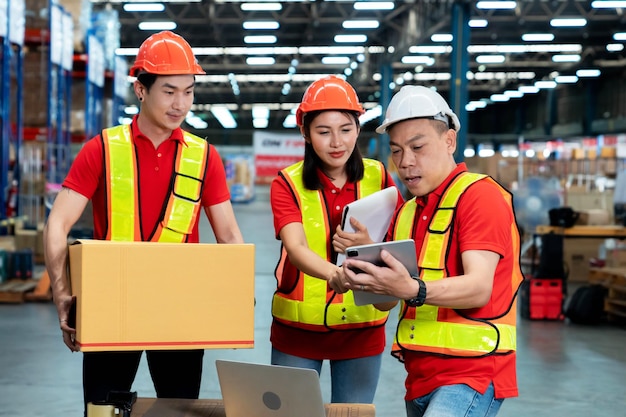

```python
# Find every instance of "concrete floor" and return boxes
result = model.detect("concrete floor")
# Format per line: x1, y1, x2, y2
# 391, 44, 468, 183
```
1, 185, 626, 416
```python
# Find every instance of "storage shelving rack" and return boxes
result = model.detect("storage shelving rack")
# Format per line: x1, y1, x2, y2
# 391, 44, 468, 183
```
0, 0, 25, 224
84, 30, 105, 140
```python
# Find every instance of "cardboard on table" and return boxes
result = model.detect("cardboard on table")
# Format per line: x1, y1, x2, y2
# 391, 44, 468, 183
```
69, 240, 255, 352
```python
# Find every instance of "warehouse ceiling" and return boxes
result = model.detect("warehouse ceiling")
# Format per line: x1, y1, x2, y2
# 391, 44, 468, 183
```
93, 0, 626, 139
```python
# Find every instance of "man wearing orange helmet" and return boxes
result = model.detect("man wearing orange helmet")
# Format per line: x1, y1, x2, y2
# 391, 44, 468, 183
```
269, 75, 403, 403
44, 31, 243, 414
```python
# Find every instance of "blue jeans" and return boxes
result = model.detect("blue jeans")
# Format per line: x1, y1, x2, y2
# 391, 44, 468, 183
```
406, 383, 503, 417
271, 347, 381, 403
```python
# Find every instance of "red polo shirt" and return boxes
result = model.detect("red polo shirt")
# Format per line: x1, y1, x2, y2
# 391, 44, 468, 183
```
63, 116, 230, 242
270, 167, 404, 360
395, 163, 519, 400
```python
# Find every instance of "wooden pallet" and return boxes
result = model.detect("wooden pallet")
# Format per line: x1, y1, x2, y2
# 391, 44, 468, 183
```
589, 267, 626, 323
0, 271, 52, 303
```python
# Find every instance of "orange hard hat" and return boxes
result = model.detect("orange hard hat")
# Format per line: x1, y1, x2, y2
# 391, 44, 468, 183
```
129, 31, 205, 77
296, 75, 364, 126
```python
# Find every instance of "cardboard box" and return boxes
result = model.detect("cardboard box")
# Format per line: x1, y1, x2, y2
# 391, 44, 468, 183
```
576, 209, 611, 226
69, 240, 255, 352
563, 238, 601, 282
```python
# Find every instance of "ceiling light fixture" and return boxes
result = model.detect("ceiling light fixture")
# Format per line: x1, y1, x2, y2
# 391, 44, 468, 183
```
591, 1, 626, 8
246, 57, 276, 65
490, 94, 510, 102
409, 46, 450, 54
550, 18, 587, 27
123, 3, 165, 12
401, 56, 435, 65
477, 1, 516, 9
522, 33, 555, 42
244, 35, 278, 44
614, 32, 626, 41
138, 21, 177, 31
241, 2, 282, 11
469, 19, 488, 28
576, 69, 601, 77
431, 34, 453, 42
321, 56, 351, 65
555, 75, 579, 83
552, 54, 581, 62
243, 21, 280, 30
607, 43, 625, 52
519, 86, 540, 94
334, 34, 367, 43
342, 20, 380, 29
535, 80, 557, 89
210, 106, 237, 129
353, 1, 394, 10
476, 55, 506, 64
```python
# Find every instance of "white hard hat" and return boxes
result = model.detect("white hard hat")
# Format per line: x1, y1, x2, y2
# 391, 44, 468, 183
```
376, 85, 460, 134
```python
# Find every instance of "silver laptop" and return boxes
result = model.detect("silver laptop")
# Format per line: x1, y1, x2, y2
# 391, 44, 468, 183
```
216, 359, 326, 417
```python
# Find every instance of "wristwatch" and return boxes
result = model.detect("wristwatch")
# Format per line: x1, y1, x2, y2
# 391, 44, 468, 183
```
405, 276, 427, 307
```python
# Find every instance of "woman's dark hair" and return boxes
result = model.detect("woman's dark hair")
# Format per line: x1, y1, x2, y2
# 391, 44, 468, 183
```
301, 110, 364, 190
137, 73, 158, 91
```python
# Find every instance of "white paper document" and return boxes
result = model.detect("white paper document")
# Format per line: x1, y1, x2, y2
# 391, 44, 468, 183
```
336, 186, 399, 265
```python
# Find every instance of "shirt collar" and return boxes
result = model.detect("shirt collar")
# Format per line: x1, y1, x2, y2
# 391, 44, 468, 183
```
416, 162, 468, 208
316, 167, 356, 192
130, 114, 186, 145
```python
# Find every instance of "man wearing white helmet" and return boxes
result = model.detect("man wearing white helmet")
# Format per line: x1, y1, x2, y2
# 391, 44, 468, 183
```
341, 85, 522, 417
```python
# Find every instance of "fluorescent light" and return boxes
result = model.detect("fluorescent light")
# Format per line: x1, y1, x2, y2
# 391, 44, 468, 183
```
555, 75, 579, 83
576, 69, 601, 77
504, 90, 524, 98
243, 21, 280, 30
283, 114, 297, 128
535, 80, 557, 89
252, 105, 269, 120
124, 106, 139, 115
614, 32, 626, 41
334, 34, 367, 43
321, 56, 350, 65
476, 55, 505, 64
550, 18, 587, 27
246, 57, 275, 65
123, 3, 165, 12
253, 119, 268, 129
431, 34, 453, 42
552, 54, 580, 62
353, 2, 394, 10
607, 43, 625, 52
469, 19, 488, 28
522, 33, 554, 42
359, 105, 382, 125
138, 21, 177, 31
477, 1, 516, 9
519, 86, 540, 94
210, 106, 237, 129
468, 44, 581, 53
342, 20, 379, 29
244, 35, 277, 44
409, 45, 450, 54
241, 2, 282, 11
401, 56, 435, 65
591, 1, 626, 8
490, 94, 510, 102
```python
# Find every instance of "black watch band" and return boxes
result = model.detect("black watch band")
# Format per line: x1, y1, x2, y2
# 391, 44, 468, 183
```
405, 276, 427, 307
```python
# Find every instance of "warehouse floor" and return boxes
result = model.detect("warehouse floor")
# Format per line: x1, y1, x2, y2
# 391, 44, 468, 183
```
1, 185, 625, 417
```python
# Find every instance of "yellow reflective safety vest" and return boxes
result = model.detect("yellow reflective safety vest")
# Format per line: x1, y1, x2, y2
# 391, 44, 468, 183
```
101, 124, 208, 242
391, 172, 523, 358
272, 158, 390, 331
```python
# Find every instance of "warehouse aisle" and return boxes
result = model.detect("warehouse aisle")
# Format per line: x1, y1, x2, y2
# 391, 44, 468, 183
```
1, 185, 625, 417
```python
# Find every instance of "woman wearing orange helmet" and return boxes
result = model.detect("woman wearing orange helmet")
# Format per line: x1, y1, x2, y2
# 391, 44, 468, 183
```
269, 75, 403, 403
44, 31, 243, 415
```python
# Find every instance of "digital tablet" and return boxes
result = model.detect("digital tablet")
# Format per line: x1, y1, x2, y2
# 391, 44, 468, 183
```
335, 186, 398, 266
345, 239, 418, 306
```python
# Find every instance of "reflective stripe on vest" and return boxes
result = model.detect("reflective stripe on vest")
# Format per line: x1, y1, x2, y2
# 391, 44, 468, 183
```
272, 159, 390, 331
102, 125, 208, 242
392, 172, 522, 357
